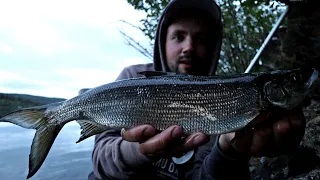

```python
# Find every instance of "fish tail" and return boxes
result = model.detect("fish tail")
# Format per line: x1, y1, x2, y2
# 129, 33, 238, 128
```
0, 102, 64, 179
27, 124, 63, 179
0, 102, 62, 129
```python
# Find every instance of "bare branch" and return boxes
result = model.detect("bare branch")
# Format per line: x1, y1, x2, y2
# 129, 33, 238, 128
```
118, 29, 153, 60
119, 20, 144, 32
116, 19, 153, 60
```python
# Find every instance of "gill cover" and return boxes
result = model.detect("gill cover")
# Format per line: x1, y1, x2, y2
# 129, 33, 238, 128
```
264, 69, 320, 109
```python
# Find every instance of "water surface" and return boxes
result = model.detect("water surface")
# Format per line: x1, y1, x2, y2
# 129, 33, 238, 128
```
0, 122, 95, 180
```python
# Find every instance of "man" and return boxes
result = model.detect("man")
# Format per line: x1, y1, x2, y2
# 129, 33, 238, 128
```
88, 0, 306, 179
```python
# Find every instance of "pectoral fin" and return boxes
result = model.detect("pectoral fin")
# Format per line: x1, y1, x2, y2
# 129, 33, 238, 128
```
76, 120, 107, 143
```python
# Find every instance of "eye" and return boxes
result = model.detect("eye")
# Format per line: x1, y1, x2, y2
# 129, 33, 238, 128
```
194, 35, 206, 44
173, 34, 184, 42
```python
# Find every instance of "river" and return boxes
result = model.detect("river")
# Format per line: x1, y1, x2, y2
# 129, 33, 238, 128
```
0, 122, 95, 180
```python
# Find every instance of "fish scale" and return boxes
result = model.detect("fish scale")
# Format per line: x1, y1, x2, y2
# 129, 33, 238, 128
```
1, 68, 318, 179
49, 74, 262, 135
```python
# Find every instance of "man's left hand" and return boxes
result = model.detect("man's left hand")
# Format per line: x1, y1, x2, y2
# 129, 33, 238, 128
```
218, 107, 306, 158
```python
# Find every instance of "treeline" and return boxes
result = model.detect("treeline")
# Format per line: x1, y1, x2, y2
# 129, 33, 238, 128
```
0, 93, 65, 117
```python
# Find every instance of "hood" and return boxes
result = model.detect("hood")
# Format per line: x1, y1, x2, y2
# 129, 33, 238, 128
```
153, 0, 222, 76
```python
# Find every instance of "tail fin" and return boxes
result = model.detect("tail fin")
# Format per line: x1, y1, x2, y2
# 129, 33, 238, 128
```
27, 124, 63, 179
0, 101, 62, 129
0, 102, 64, 179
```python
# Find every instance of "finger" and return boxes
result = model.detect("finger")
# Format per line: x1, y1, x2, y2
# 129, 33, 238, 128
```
229, 113, 270, 151
273, 108, 304, 136
289, 108, 306, 140
230, 129, 254, 154
139, 125, 184, 155
277, 109, 305, 150
121, 124, 156, 143
272, 114, 296, 154
170, 132, 209, 157
250, 127, 273, 157
249, 111, 274, 130
273, 117, 291, 139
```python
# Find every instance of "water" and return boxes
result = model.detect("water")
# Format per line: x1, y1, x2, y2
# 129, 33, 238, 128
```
0, 122, 95, 180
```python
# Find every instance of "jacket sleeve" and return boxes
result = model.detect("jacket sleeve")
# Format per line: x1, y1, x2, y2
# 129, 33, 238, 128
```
184, 135, 251, 180
91, 67, 154, 180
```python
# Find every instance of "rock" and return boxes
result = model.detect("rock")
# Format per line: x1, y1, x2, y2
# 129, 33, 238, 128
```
250, 156, 289, 180
302, 106, 320, 158
302, 99, 320, 123
250, 146, 320, 180
301, 99, 320, 159
287, 168, 320, 180
287, 146, 320, 178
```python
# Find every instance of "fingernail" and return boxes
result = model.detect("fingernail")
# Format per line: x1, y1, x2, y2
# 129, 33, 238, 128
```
193, 135, 206, 145
120, 128, 126, 138
172, 127, 183, 139
277, 121, 290, 134
143, 127, 155, 137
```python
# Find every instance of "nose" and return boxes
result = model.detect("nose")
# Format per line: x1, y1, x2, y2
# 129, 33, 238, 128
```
182, 37, 194, 54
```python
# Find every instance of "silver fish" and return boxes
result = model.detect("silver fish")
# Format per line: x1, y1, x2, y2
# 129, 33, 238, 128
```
0, 68, 319, 179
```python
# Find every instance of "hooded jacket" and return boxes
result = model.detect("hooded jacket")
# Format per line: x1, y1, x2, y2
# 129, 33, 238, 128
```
153, 0, 222, 75
88, 0, 250, 179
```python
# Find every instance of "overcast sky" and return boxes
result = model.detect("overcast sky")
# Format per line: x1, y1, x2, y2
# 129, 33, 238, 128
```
0, 0, 151, 99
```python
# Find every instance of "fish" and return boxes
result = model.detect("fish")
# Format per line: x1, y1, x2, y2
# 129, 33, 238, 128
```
0, 68, 319, 179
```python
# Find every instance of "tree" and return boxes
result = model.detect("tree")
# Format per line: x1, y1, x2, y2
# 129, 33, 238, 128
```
123, 0, 287, 74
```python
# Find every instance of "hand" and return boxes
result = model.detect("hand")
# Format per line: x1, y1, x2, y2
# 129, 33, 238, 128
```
218, 107, 306, 158
121, 125, 209, 158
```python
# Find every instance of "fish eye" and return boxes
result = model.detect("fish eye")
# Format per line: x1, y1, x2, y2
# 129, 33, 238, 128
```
290, 73, 302, 83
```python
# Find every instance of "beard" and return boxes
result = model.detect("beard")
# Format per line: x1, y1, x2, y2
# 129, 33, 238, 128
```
168, 55, 211, 76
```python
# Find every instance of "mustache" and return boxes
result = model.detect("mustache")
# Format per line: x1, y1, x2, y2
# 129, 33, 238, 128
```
178, 55, 195, 64
173, 55, 211, 75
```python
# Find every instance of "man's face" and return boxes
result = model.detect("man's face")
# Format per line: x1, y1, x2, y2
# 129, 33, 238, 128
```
165, 17, 212, 75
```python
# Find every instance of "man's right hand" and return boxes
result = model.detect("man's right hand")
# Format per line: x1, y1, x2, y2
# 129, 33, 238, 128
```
121, 125, 209, 158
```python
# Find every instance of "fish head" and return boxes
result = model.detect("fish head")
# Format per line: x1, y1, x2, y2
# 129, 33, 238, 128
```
263, 68, 320, 109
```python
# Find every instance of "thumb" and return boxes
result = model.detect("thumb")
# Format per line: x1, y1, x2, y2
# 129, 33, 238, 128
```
121, 124, 156, 143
